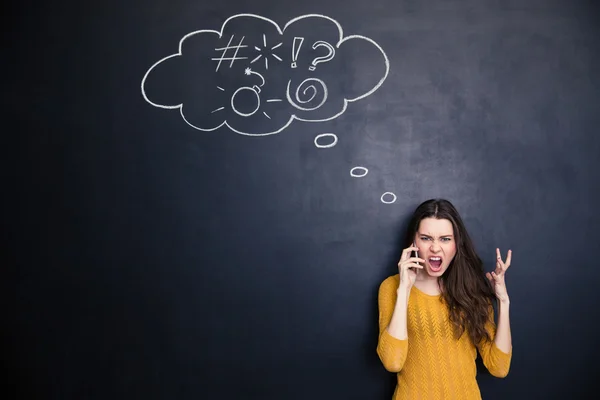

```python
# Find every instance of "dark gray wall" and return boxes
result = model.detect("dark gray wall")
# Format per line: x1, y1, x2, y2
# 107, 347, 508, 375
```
5, 1, 599, 399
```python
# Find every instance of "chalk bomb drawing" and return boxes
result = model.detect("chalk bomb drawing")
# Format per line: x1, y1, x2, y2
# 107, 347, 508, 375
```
141, 14, 389, 136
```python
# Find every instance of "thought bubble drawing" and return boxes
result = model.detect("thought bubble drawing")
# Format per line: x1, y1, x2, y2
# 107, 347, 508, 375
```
381, 192, 397, 204
140, 13, 389, 136
314, 133, 338, 148
350, 167, 368, 177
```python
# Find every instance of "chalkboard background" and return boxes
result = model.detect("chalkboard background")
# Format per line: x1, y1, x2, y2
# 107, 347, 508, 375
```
5, 0, 599, 399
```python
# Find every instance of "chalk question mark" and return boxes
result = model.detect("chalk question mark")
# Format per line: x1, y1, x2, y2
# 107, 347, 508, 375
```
309, 41, 335, 71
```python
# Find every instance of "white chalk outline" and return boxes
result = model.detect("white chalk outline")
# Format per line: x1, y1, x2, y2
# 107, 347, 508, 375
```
291, 37, 304, 68
286, 78, 328, 111
229, 68, 266, 117
244, 67, 265, 88
314, 133, 338, 148
141, 13, 390, 136
380, 192, 397, 204
231, 87, 261, 116
308, 41, 336, 71
211, 35, 248, 71
350, 167, 368, 177
250, 34, 283, 70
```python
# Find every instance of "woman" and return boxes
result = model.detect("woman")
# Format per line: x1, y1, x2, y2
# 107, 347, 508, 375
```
377, 199, 512, 400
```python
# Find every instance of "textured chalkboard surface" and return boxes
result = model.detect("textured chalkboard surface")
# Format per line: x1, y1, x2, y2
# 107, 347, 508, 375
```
5, 0, 599, 399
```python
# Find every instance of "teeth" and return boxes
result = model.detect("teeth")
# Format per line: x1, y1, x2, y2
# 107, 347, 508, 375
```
429, 257, 441, 261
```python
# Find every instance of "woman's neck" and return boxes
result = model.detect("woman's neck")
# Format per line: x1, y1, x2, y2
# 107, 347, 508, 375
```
414, 273, 442, 295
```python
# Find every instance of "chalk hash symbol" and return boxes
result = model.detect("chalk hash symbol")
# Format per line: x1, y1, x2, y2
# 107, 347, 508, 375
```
141, 14, 390, 136
211, 34, 249, 71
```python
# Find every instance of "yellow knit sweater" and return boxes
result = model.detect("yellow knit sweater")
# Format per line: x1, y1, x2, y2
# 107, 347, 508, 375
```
377, 275, 512, 400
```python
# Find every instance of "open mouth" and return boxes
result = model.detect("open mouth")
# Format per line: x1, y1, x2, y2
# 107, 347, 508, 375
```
428, 256, 443, 272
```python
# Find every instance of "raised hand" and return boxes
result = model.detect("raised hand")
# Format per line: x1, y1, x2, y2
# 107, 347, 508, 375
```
398, 244, 424, 290
486, 248, 512, 303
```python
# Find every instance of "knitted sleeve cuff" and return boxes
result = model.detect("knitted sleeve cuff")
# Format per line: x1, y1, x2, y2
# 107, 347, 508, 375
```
377, 328, 409, 372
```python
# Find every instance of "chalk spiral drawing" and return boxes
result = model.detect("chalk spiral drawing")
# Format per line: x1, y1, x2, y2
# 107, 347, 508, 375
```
141, 14, 395, 204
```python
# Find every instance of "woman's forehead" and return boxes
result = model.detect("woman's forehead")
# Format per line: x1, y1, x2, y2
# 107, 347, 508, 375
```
417, 218, 454, 236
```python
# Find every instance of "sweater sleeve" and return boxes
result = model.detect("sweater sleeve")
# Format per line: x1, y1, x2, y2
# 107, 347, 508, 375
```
376, 277, 408, 372
476, 305, 512, 378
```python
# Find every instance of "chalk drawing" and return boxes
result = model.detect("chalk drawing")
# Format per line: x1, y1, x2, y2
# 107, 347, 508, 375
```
286, 78, 328, 111
250, 34, 282, 70
291, 37, 304, 68
229, 68, 266, 117
141, 13, 389, 136
244, 67, 265, 89
309, 41, 335, 71
380, 192, 397, 204
211, 35, 248, 71
350, 167, 368, 177
314, 133, 338, 148
231, 87, 261, 117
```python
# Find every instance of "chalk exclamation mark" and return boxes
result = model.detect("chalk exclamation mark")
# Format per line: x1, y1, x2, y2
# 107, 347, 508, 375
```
291, 37, 304, 68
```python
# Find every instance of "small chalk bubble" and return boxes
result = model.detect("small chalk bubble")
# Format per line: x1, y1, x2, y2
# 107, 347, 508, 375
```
381, 192, 397, 204
350, 166, 368, 177
314, 133, 338, 148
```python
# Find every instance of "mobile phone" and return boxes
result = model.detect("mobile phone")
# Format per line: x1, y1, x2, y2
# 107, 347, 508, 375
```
413, 241, 420, 268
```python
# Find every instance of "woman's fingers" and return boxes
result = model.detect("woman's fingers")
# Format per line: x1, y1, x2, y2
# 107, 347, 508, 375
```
400, 246, 420, 262
487, 271, 504, 283
491, 248, 512, 283
401, 262, 424, 270
400, 246, 415, 261
496, 248, 503, 263
405, 256, 425, 264
495, 248, 509, 273
496, 248, 512, 269
496, 258, 504, 273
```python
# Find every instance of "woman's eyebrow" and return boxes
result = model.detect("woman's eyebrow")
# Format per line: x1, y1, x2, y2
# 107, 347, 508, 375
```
417, 233, 454, 238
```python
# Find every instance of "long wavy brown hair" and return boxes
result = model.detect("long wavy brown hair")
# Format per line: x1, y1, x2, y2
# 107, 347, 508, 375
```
404, 199, 496, 345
